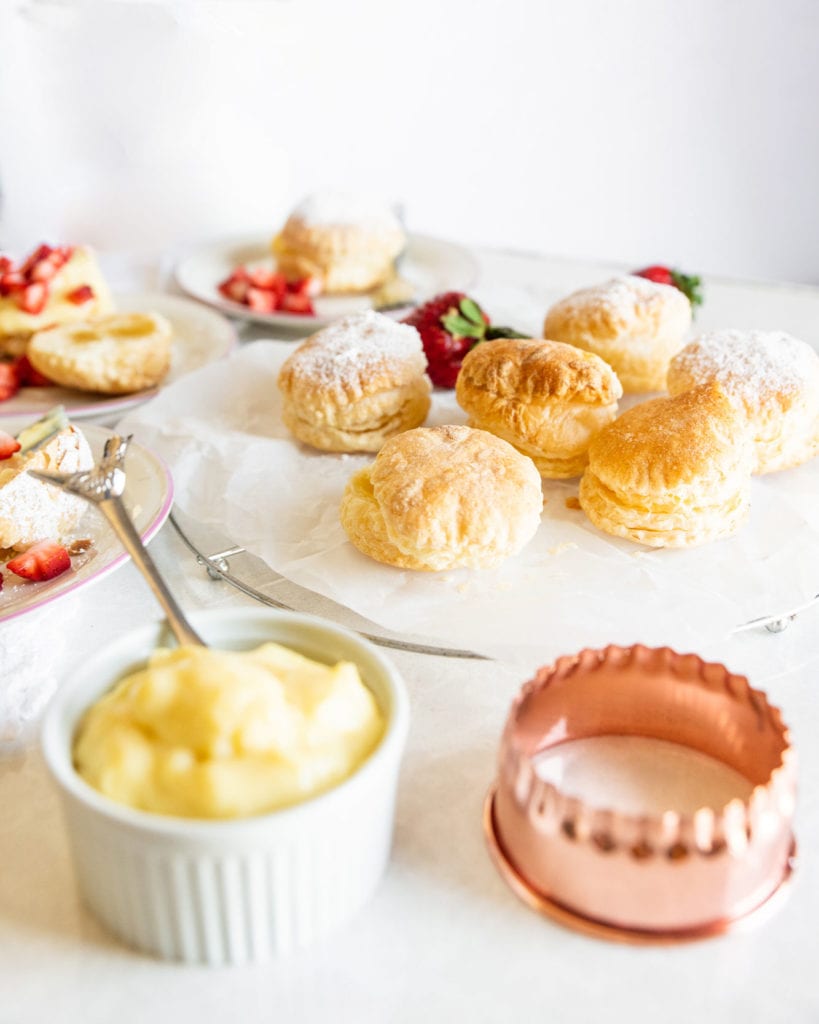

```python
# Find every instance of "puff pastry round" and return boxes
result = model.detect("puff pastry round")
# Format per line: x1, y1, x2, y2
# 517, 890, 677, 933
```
27, 312, 172, 394
667, 329, 819, 475
340, 424, 543, 571
578, 383, 753, 548
543, 276, 691, 393
273, 193, 405, 294
455, 337, 622, 478
277, 310, 431, 452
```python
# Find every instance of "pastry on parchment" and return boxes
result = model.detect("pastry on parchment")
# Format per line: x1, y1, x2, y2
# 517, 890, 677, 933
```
543, 275, 691, 393
578, 383, 753, 548
667, 329, 819, 474
340, 423, 543, 571
277, 310, 431, 453
455, 336, 622, 478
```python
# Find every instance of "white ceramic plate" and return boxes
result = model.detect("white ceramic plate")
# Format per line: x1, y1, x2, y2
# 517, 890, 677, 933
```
174, 233, 480, 330
0, 424, 173, 623
0, 292, 237, 428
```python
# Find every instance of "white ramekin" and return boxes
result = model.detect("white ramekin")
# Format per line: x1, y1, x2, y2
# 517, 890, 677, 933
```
42, 607, 410, 965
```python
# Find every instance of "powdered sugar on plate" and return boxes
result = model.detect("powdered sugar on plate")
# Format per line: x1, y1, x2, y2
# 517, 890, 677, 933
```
671, 329, 819, 405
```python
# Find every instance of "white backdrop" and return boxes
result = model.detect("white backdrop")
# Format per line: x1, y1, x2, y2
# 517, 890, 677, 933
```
1, 0, 817, 283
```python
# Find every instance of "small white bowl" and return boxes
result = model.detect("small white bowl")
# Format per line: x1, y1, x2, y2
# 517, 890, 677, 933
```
42, 607, 410, 965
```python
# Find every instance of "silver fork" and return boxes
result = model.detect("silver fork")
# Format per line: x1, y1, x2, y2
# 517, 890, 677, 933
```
28, 434, 205, 647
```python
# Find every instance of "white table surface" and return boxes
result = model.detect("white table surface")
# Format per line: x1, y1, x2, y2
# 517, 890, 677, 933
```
1, 248, 818, 1023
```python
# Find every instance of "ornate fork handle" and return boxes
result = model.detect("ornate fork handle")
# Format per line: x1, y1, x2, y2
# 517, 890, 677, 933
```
29, 434, 205, 647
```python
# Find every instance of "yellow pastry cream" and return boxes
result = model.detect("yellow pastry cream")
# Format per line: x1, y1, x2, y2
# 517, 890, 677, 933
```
73, 643, 384, 819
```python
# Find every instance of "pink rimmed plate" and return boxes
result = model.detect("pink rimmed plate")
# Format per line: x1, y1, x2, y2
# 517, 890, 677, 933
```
0, 424, 173, 623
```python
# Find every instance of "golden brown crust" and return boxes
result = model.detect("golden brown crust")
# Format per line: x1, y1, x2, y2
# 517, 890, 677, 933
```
27, 312, 172, 395
456, 338, 622, 478
277, 311, 431, 452
667, 330, 819, 474
340, 424, 543, 570
543, 276, 691, 393
578, 383, 753, 547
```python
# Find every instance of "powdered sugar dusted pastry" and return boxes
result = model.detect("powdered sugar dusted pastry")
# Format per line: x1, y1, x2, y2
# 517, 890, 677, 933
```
28, 312, 172, 395
578, 383, 753, 548
273, 192, 405, 294
455, 337, 622, 478
667, 330, 819, 474
543, 276, 691, 393
0, 246, 115, 358
0, 424, 94, 550
277, 310, 431, 452
340, 424, 542, 570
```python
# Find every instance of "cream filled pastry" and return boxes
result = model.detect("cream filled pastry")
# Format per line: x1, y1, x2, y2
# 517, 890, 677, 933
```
455, 337, 622, 478
578, 383, 753, 548
0, 422, 94, 550
340, 424, 543, 571
667, 329, 819, 474
543, 275, 691, 393
0, 245, 114, 357
272, 192, 405, 294
277, 310, 431, 452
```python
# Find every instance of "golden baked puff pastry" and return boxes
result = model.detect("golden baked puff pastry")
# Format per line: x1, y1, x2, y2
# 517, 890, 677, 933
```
578, 383, 753, 548
28, 312, 172, 394
340, 424, 543, 571
543, 276, 691, 393
667, 329, 819, 475
277, 310, 431, 453
272, 192, 405, 294
455, 337, 622, 478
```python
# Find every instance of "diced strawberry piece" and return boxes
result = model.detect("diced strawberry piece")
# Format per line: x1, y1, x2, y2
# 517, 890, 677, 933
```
246, 287, 277, 313
17, 281, 48, 314
0, 429, 21, 459
0, 256, 13, 274
247, 267, 284, 291
218, 272, 250, 304
0, 271, 26, 296
0, 362, 21, 402
29, 258, 59, 282
19, 244, 54, 277
280, 292, 315, 315
286, 276, 321, 297
7, 539, 71, 582
13, 354, 52, 387
66, 284, 95, 305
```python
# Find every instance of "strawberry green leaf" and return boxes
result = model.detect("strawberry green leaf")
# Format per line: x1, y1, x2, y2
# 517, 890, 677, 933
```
484, 326, 529, 340
441, 313, 485, 339
459, 297, 485, 326
670, 270, 704, 309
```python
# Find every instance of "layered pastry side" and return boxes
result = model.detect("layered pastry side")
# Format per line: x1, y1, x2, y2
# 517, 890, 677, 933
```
455, 337, 623, 478
667, 329, 819, 474
486, 644, 796, 940
0, 245, 114, 357
272, 192, 406, 295
543, 275, 691, 393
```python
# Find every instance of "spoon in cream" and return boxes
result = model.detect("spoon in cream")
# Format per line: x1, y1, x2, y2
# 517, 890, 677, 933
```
29, 433, 206, 647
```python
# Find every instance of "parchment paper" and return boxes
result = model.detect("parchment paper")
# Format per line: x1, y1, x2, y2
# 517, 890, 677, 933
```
119, 341, 819, 659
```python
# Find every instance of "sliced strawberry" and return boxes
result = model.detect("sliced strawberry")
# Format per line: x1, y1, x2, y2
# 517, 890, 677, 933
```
29, 257, 60, 282
19, 244, 54, 277
286, 276, 321, 297
66, 284, 95, 305
218, 271, 250, 304
0, 429, 21, 459
246, 286, 277, 313
13, 354, 52, 387
0, 362, 21, 402
17, 281, 48, 314
247, 267, 285, 291
280, 292, 315, 315
7, 539, 71, 582
0, 256, 13, 274
0, 270, 26, 296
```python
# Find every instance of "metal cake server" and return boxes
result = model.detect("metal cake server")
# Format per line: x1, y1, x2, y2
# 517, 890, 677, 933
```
28, 434, 205, 647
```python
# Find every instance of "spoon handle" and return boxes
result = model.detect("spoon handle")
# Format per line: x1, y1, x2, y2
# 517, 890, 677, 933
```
99, 494, 206, 648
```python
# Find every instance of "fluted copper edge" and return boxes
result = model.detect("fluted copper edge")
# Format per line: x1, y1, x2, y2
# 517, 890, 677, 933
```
487, 644, 797, 940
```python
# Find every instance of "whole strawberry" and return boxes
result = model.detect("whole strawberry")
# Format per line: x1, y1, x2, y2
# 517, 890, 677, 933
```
403, 292, 526, 388
633, 264, 703, 309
